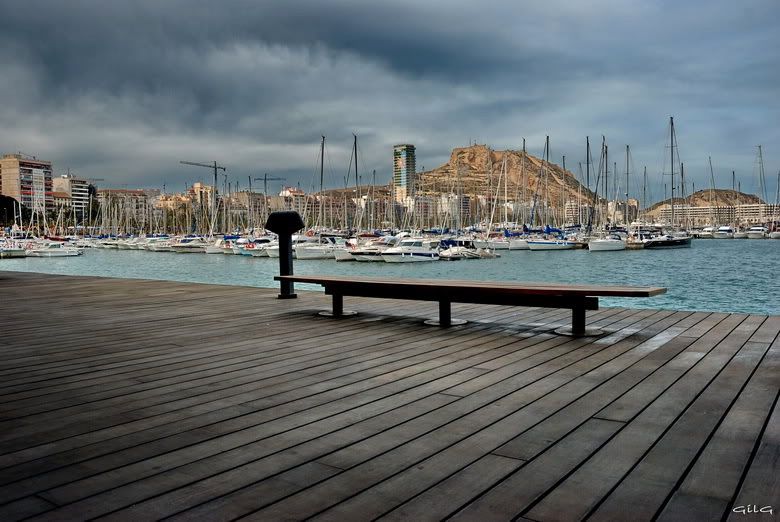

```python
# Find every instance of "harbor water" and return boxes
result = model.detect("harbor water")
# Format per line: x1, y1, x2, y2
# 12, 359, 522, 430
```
1, 239, 777, 315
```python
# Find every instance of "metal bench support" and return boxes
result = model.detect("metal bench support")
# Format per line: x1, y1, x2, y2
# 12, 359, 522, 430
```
554, 299, 603, 337
318, 293, 357, 318
424, 300, 467, 327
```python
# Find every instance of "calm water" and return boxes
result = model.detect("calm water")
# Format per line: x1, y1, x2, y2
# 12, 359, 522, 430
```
2, 240, 778, 315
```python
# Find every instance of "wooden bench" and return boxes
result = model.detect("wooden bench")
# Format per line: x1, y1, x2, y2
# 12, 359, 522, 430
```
274, 275, 666, 336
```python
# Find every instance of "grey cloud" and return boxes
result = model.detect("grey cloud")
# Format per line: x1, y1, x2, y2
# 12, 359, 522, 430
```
0, 0, 777, 199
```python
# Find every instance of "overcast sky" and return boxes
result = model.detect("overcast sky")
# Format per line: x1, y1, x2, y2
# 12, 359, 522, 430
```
1, 0, 778, 203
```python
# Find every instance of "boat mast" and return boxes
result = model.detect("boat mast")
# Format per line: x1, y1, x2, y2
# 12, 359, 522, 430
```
670, 116, 675, 227
561, 156, 566, 226
643, 166, 647, 224
604, 143, 608, 229
758, 145, 767, 206
319, 135, 325, 230
586, 136, 590, 192
506, 151, 509, 227
529, 137, 548, 226
625, 145, 630, 226
522, 138, 527, 225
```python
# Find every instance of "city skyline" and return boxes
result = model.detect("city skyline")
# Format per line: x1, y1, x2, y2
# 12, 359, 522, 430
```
0, 0, 778, 201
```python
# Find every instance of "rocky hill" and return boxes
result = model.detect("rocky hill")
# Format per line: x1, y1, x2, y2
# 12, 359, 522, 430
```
418, 145, 595, 205
645, 189, 764, 212
643, 189, 765, 221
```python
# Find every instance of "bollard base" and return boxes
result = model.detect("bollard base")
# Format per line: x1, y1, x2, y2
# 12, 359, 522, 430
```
277, 294, 298, 299
318, 310, 358, 318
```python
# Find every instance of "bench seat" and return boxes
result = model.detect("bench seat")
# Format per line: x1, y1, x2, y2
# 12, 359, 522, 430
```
275, 275, 666, 336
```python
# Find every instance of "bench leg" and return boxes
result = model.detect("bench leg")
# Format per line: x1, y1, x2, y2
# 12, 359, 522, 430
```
333, 294, 343, 317
554, 298, 602, 337
572, 305, 585, 336
317, 293, 357, 318
440, 300, 451, 327
424, 300, 466, 327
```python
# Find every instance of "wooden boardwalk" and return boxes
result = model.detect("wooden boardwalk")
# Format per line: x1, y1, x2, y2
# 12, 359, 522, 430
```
0, 270, 777, 521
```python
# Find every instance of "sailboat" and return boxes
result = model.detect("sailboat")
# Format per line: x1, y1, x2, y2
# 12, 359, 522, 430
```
643, 117, 691, 249
589, 145, 630, 252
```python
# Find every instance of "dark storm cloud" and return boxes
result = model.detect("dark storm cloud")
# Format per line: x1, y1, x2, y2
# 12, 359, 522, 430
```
0, 0, 778, 198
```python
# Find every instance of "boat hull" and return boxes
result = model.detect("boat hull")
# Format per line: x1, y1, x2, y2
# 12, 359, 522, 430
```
0, 249, 26, 258
527, 240, 576, 251
588, 239, 626, 251
381, 252, 439, 262
333, 249, 355, 262
643, 237, 692, 249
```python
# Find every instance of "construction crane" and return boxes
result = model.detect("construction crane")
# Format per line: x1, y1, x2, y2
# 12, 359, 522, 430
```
180, 160, 226, 224
254, 173, 286, 222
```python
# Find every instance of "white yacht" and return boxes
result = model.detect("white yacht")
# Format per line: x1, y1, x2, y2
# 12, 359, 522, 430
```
747, 226, 768, 239
266, 235, 315, 258
246, 237, 277, 257
350, 236, 400, 262
170, 237, 208, 253
26, 242, 83, 257
381, 238, 440, 262
294, 236, 346, 260
475, 237, 511, 250
697, 226, 715, 239
145, 238, 173, 252
713, 226, 734, 239
204, 238, 226, 254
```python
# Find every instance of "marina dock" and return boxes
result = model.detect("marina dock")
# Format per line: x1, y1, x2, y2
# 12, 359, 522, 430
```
0, 271, 777, 521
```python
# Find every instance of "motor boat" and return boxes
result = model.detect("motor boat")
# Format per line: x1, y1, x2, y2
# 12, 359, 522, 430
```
381, 238, 440, 262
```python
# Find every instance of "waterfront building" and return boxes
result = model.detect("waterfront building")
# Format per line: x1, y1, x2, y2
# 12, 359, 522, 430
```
52, 174, 91, 218
189, 182, 216, 206
607, 198, 639, 225
52, 191, 72, 210
279, 186, 310, 216
565, 201, 595, 225
0, 153, 53, 213
98, 189, 153, 231
656, 203, 780, 226
393, 144, 417, 203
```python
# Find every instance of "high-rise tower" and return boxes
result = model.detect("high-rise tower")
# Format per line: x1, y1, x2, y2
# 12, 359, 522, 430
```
393, 144, 416, 203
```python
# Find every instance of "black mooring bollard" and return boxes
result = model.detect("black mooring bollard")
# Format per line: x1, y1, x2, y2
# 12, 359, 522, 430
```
265, 211, 305, 299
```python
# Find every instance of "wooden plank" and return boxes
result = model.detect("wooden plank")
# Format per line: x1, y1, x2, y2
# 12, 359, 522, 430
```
0, 311, 563, 475
0, 271, 774, 522
523, 315, 765, 522
22, 330, 542, 508
594, 312, 751, 422
377, 454, 525, 522
238, 313, 682, 521
725, 395, 780, 522
277, 274, 667, 297
0, 321, 516, 461
449, 419, 625, 521
0, 494, 57, 521
40, 313, 649, 520
494, 317, 700, 461
304, 313, 696, 521
587, 338, 771, 520
657, 338, 779, 521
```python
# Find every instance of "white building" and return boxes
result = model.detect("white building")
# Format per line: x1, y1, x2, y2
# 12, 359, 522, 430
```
53, 174, 91, 218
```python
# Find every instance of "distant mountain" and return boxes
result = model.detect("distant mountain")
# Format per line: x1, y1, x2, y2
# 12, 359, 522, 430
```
418, 145, 595, 205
